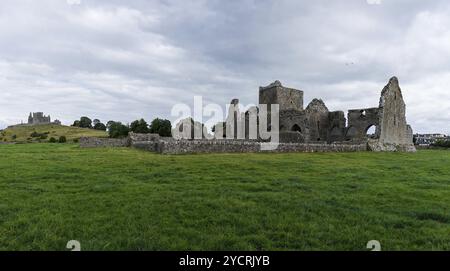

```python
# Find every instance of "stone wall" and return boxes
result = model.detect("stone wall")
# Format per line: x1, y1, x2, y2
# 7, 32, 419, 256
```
129, 132, 160, 142
0, 142, 16, 145
259, 80, 304, 111
158, 140, 367, 155
129, 132, 162, 152
370, 77, 416, 152
305, 99, 330, 142
79, 137, 130, 148
79, 133, 367, 154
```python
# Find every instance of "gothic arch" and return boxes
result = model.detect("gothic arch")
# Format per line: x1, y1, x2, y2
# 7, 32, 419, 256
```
291, 124, 302, 133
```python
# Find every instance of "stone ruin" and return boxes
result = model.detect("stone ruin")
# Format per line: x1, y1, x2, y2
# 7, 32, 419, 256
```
177, 76, 416, 153
7, 112, 61, 128
28, 112, 51, 125
80, 76, 416, 154
26, 112, 61, 126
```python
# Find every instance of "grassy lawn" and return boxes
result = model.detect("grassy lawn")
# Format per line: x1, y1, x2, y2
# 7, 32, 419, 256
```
0, 143, 449, 251
0, 124, 107, 143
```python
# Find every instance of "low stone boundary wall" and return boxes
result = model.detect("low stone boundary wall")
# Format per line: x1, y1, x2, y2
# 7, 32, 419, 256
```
79, 137, 130, 148
158, 140, 367, 154
79, 134, 368, 154
132, 141, 159, 152
129, 132, 166, 152
129, 132, 160, 142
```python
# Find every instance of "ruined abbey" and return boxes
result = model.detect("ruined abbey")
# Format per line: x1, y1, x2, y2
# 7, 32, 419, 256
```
80, 76, 416, 154
214, 76, 416, 152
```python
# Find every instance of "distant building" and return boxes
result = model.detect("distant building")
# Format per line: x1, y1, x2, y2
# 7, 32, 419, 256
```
414, 133, 449, 146
7, 112, 62, 129
28, 112, 51, 125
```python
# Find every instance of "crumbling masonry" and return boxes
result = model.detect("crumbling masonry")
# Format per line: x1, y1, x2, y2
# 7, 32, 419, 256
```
213, 76, 416, 152
81, 77, 416, 153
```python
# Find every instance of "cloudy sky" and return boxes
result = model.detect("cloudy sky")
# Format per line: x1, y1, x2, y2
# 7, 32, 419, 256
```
0, 0, 449, 134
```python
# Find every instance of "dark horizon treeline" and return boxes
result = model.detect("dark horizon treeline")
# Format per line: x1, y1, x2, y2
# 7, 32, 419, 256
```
72, 116, 172, 138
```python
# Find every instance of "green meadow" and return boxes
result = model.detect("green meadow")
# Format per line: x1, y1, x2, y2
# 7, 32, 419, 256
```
0, 143, 449, 251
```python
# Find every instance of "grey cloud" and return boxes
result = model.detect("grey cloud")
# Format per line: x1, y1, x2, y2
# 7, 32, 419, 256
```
0, 0, 449, 134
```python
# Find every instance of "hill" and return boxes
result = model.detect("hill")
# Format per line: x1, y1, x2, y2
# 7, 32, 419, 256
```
0, 124, 108, 143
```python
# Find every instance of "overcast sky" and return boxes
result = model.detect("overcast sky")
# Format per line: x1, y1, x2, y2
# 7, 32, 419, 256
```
0, 0, 449, 134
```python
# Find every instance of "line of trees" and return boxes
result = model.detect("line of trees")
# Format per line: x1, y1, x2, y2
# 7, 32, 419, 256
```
72, 116, 172, 139
72, 117, 107, 131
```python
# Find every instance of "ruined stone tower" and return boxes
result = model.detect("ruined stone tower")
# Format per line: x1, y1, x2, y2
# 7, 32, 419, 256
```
259, 80, 304, 111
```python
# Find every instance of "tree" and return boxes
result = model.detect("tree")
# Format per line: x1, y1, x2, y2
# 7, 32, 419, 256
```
93, 119, 101, 126
79, 117, 92, 128
72, 117, 93, 128
108, 121, 130, 138
72, 120, 80, 127
94, 122, 107, 131
106, 121, 116, 131
130, 119, 150, 134
149, 118, 172, 137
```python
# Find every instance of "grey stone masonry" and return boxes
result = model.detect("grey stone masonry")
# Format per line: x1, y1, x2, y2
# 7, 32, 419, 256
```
79, 137, 131, 148
158, 140, 367, 155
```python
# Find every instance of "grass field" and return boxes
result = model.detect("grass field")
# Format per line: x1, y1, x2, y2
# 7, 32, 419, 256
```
0, 124, 107, 143
0, 144, 449, 251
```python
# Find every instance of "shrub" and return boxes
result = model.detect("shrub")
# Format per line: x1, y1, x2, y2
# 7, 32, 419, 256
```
73, 138, 79, 143
58, 136, 67, 143
30, 132, 49, 139
108, 122, 130, 138
49, 137, 57, 143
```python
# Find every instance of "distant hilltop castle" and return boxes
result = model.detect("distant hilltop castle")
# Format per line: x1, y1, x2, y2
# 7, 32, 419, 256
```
7, 112, 61, 128
27, 112, 61, 126
28, 112, 51, 125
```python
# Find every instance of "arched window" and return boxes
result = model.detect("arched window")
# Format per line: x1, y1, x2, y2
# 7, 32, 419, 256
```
366, 125, 376, 138
291, 124, 301, 133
